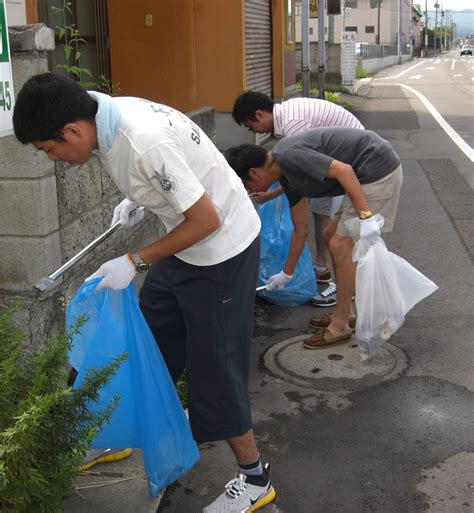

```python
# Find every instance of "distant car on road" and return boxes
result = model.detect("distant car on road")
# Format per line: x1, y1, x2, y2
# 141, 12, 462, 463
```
460, 45, 473, 56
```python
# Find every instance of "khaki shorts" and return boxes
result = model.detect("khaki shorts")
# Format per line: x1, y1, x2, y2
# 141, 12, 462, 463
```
335, 164, 403, 237
310, 195, 344, 218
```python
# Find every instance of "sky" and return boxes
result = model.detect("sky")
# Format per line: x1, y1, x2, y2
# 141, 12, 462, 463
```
426, 0, 473, 10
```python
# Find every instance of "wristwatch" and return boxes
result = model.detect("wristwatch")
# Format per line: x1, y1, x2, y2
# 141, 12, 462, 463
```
358, 210, 373, 220
128, 252, 150, 272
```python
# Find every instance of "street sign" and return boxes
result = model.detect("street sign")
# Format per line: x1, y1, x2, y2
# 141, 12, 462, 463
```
341, 31, 356, 89
0, 0, 14, 137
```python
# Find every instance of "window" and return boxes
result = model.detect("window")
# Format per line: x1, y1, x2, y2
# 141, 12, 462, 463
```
38, 0, 110, 83
345, 0, 357, 8
370, 0, 382, 8
345, 26, 358, 32
327, 0, 341, 15
309, 27, 313, 35
365, 26, 375, 33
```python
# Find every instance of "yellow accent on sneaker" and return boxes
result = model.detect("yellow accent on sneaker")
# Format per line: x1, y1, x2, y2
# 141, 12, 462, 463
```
247, 486, 276, 512
78, 448, 132, 471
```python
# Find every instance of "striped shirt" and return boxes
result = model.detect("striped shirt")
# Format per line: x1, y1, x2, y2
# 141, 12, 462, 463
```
273, 97, 364, 137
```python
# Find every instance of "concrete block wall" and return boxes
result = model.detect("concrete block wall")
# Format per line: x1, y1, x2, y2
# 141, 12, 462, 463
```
0, 24, 217, 345
359, 54, 411, 74
295, 42, 343, 80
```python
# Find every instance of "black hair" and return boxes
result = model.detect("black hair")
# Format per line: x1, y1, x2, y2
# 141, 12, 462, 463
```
13, 73, 98, 144
232, 90, 275, 125
224, 144, 267, 180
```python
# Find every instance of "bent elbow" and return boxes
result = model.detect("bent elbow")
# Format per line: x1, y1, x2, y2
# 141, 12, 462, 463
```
206, 211, 221, 235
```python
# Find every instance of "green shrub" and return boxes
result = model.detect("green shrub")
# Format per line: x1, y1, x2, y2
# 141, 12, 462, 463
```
0, 305, 125, 513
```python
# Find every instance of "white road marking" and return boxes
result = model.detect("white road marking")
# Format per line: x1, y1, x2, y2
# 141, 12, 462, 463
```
453, 74, 464, 77
425, 66, 435, 70
451, 60, 456, 70
375, 83, 473, 163
408, 75, 423, 80
444, 59, 450, 61
377, 60, 425, 80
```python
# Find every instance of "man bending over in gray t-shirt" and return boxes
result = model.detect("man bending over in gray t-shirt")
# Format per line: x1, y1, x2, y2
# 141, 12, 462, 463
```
226, 127, 403, 350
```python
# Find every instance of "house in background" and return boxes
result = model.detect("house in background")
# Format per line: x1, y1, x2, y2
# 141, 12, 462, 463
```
294, 0, 413, 47
7, 0, 298, 149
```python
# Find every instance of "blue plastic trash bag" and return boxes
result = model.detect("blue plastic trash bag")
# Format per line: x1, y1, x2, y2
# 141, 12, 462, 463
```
257, 188, 317, 306
66, 279, 199, 496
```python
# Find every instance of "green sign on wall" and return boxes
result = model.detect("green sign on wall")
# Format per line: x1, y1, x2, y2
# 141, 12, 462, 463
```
0, 0, 9, 63
0, 0, 14, 136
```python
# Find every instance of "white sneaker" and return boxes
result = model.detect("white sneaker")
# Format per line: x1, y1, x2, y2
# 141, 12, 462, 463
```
203, 463, 276, 513
311, 282, 337, 307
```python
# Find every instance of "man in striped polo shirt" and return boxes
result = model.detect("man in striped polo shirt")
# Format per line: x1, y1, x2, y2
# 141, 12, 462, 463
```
232, 91, 364, 307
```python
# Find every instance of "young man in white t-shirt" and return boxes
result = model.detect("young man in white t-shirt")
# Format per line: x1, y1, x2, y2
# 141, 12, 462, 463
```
13, 73, 275, 513
232, 90, 364, 307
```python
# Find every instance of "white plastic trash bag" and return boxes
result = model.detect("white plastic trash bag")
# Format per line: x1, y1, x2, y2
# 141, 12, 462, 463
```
345, 215, 438, 360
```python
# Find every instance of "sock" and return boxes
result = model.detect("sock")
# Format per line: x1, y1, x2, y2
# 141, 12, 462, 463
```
314, 263, 328, 273
239, 455, 263, 477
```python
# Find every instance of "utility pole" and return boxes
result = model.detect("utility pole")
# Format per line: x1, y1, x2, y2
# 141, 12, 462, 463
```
434, 2, 439, 54
424, 0, 428, 57
301, 0, 310, 97
444, 10, 447, 50
376, 0, 381, 45
317, 0, 325, 99
397, 0, 402, 64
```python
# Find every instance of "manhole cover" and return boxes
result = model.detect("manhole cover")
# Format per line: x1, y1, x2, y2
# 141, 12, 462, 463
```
263, 335, 407, 391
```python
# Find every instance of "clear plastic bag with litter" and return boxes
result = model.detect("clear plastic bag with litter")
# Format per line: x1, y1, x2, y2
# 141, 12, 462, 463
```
345, 215, 438, 360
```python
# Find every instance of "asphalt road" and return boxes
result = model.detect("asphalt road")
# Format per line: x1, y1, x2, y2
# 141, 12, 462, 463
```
372, 50, 473, 184
378, 50, 473, 145
158, 56, 474, 513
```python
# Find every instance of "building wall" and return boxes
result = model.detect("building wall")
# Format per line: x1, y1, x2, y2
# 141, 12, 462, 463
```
330, 0, 411, 46
107, 0, 247, 113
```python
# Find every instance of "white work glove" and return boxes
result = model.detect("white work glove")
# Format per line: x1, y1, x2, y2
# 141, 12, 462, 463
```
359, 216, 381, 250
85, 254, 136, 290
111, 198, 145, 228
265, 270, 293, 291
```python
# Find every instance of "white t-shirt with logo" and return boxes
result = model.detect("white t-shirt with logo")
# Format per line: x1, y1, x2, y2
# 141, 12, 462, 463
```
100, 97, 260, 266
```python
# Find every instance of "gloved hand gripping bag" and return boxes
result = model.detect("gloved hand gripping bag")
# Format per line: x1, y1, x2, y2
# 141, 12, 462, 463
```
66, 280, 199, 496
345, 215, 438, 360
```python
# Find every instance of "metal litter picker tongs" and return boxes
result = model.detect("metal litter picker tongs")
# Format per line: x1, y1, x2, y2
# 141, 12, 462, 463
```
34, 207, 142, 292
35, 208, 270, 293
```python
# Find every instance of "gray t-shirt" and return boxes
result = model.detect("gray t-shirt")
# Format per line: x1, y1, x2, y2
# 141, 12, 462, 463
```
272, 127, 401, 207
